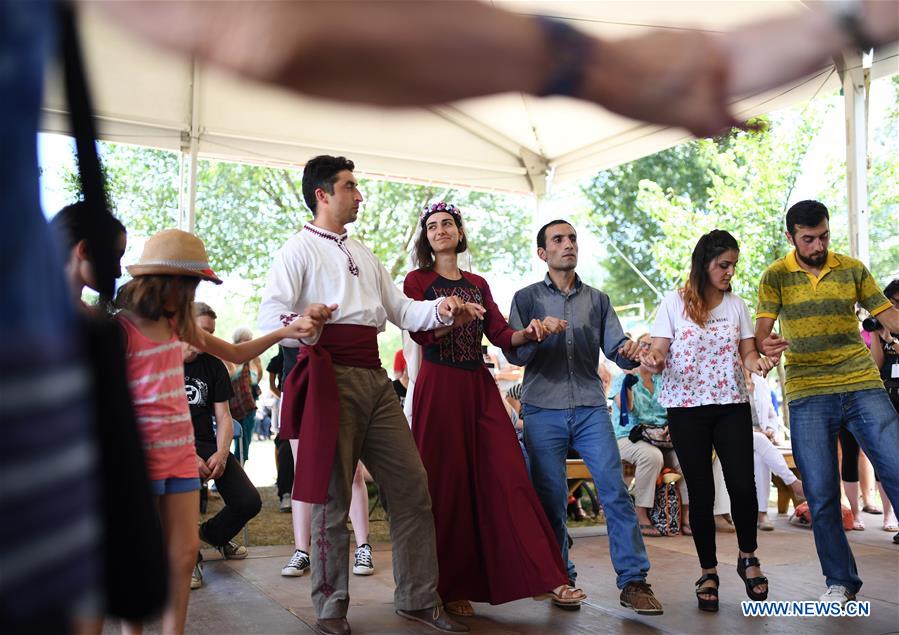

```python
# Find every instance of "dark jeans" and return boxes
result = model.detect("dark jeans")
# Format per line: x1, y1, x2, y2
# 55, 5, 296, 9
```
196, 440, 262, 545
275, 437, 294, 498
668, 403, 758, 569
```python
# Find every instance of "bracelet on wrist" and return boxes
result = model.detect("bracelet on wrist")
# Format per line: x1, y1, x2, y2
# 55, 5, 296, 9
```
535, 16, 594, 97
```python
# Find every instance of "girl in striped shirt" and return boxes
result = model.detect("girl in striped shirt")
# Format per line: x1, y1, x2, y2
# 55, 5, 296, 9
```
115, 229, 318, 634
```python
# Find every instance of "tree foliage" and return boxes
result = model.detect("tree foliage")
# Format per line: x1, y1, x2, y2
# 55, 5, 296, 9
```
60, 145, 533, 298
822, 75, 899, 283
581, 100, 831, 311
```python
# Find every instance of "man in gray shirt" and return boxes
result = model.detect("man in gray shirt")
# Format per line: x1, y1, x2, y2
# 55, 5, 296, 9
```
506, 220, 663, 615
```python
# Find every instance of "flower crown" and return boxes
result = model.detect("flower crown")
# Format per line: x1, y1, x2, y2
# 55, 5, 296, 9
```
420, 201, 463, 227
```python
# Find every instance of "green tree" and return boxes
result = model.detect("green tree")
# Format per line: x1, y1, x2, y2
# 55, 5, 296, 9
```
60, 145, 532, 300
821, 75, 899, 283
581, 100, 830, 311
580, 141, 720, 306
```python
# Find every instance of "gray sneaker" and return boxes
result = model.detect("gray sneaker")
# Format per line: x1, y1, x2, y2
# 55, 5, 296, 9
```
281, 549, 310, 577
280, 493, 292, 513
190, 562, 203, 590
199, 524, 248, 559
217, 540, 248, 559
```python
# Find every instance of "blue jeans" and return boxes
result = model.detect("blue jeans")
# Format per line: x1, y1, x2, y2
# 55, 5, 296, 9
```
522, 404, 650, 588
789, 388, 899, 593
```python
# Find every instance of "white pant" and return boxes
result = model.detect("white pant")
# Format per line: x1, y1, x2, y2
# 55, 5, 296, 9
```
752, 430, 797, 511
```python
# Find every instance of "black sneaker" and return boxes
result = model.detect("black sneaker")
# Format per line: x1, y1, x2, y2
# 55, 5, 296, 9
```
352, 543, 374, 576
281, 549, 310, 577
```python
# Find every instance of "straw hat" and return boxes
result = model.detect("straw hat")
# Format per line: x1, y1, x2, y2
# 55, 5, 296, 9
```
126, 229, 222, 284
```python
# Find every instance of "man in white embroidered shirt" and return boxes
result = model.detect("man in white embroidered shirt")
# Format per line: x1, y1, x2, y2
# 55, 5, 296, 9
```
259, 155, 481, 635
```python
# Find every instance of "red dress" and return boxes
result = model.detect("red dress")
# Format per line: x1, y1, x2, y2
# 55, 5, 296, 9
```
403, 269, 566, 604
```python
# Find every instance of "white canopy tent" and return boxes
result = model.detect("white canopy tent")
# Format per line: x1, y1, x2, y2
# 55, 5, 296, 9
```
40, 1, 898, 261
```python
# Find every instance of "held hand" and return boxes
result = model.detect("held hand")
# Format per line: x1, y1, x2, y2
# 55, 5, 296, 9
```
760, 332, 790, 358
196, 454, 212, 481
452, 303, 487, 329
618, 338, 642, 361
747, 355, 776, 377
438, 297, 486, 328
438, 296, 485, 319
284, 315, 319, 340
303, 303, 338, 329
541, 316, 568, 335
640, 349, 665, 373
522, 318, 549, 342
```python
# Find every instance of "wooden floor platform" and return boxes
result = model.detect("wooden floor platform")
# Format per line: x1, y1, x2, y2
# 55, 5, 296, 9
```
106, 510, 899, 634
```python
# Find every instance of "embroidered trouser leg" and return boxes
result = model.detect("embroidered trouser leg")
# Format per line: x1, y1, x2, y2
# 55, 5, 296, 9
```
311, 365, 439, 619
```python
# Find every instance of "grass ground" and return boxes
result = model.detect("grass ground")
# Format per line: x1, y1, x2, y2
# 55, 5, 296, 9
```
203, 483, 604, 547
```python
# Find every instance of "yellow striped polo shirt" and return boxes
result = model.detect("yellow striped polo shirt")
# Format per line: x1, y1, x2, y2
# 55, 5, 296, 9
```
756, 250, 891, 402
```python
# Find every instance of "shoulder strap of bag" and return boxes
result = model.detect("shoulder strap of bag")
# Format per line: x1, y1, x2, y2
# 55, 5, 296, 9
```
59, 2, 116, 301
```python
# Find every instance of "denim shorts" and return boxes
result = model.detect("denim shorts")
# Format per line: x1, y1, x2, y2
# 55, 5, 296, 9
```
149, 477, 201, 496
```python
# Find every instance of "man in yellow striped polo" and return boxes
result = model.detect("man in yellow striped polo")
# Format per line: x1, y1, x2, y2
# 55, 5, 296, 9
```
754, 200, 899, 606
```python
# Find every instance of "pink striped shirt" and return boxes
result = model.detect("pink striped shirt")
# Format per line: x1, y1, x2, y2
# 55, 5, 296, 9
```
117, 313, 198, 481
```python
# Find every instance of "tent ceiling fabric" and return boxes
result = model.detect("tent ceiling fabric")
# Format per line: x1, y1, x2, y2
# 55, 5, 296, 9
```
41, 1, 897, 195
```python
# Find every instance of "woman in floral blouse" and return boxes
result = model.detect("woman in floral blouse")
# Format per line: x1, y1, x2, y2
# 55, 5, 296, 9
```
643, 230, 775, 612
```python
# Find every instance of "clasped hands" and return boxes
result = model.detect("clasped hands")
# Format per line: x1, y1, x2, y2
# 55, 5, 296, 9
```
521, 316, 569, 342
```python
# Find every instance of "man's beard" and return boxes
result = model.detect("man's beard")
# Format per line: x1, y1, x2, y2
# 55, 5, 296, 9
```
797, 249, 828, 268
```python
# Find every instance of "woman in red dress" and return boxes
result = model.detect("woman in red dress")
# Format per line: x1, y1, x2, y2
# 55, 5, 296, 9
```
404, 202, 585, 617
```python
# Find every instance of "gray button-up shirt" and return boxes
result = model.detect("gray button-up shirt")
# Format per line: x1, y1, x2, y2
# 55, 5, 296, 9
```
505, 274, 637, 409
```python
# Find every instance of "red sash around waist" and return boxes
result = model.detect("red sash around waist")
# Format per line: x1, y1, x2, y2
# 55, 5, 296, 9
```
279, 324, 380, 503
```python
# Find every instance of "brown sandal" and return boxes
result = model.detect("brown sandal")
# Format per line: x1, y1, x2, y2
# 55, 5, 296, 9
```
536, 585, 586, 610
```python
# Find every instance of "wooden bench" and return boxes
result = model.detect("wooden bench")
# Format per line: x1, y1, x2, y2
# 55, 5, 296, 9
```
566, 459, 633, 497
569, 450, 801, 515
772, 446, 801, 514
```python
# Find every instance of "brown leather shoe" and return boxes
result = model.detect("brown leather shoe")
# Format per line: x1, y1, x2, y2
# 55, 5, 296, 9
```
619, 581, 664, 615
313, 617, 351, 635
396, 606, 470, 632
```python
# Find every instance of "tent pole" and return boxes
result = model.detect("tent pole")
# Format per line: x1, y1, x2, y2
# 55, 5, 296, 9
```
179, 58, 201, 234
838, 50, 870, 265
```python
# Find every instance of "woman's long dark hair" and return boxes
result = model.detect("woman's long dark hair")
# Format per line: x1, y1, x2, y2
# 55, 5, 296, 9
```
413, 213, 468, 270
680, 229, 739, 327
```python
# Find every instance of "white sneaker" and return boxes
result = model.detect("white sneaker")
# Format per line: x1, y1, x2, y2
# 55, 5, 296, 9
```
281, 549, 310, 577
280, 493, 292, 513
819, 585, 856, 606
352, 543, 374, 576
190, 562, 203, 590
